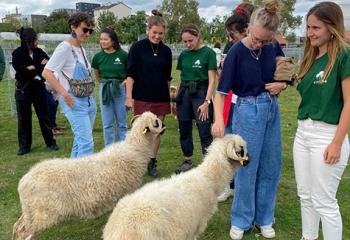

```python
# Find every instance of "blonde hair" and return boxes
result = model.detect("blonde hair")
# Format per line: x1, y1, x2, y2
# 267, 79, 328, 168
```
250, 0, 281, 32
298, 2, 349, 82
147, 9, 166, 29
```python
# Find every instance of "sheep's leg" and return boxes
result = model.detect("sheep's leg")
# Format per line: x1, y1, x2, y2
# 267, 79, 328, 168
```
12, 214, 34, 240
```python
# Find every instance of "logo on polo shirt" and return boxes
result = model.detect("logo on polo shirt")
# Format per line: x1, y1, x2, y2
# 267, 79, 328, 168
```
313, 70, 327, 85
114, 57, 122, 65
192, 59, 202, 68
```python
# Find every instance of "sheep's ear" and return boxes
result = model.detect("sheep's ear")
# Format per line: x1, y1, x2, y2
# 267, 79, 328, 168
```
130, 115, 140, 126
226, 140, 240, 161
143, 127, 150, 134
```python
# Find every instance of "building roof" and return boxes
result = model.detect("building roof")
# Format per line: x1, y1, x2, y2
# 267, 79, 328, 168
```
94, 1, 131, 11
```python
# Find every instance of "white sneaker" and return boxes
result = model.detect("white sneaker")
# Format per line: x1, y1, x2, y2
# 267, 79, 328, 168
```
260, 225, 276, 238
217, 185, 233, 202
229, 226, 244, 240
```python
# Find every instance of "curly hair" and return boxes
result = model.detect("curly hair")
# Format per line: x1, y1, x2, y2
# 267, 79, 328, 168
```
68, 12, 95, 30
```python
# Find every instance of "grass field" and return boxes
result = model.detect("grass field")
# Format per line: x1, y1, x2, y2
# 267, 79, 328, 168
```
0, 70, 349, 239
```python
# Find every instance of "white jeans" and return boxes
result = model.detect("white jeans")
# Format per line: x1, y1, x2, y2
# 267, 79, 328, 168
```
293, 119, 349, 240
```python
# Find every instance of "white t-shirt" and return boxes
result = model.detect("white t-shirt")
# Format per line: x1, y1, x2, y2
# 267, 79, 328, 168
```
45, 41, 90, 92
212, 47, 222, 68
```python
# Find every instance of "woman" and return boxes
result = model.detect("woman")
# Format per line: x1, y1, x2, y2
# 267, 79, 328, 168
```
12, 27, 58, 155
42, 12, 96, 158
125, 9, 172, 177
174, 24, 216, 174
217, 3, 254, 202
92, 27, 128, 146
293, 2, 350, 240
212, 0, 286, 239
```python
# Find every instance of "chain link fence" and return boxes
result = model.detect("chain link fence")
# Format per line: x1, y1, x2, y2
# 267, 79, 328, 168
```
0, 41, 304, 119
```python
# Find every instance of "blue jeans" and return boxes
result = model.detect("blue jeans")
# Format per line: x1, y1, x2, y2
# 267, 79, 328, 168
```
230, 92, 282, 229
46, 90, 58, 129
99, 83, 127, 146
59, 95, 97, 158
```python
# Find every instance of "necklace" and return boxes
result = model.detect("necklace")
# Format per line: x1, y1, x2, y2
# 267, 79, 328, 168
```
150, 42, 159, 56
249, 48, 262, 60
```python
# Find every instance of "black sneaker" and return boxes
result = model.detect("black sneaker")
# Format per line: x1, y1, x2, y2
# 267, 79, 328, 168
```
17, 148, 30, 156
147, 158, 158, 177
175, 160, 193, 174
48, 144, 59, 151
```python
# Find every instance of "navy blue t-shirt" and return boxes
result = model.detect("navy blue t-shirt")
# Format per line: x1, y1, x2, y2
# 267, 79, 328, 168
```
217, 40, 284, 97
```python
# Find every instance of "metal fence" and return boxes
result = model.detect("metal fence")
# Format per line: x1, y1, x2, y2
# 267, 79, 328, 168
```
0, 42, 304, 118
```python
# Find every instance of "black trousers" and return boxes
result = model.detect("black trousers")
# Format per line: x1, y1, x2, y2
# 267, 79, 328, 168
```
176, 87, 213, 157
15, 82, 56, 151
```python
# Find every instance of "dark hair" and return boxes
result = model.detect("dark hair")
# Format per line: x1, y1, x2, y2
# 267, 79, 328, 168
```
148, 9, 165, 29
68, 12, 95, 30
100, 27, 121, 50
236, 2, 255, 16
225, 3, 254, 33
16, 27, 37, 49
181, 24, 200, 37
214, 42, 221, 49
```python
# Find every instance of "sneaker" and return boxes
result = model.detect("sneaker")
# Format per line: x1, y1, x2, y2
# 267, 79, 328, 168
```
260, 225, 275, 238
175, 160, 193, 174
229, 226, 244, 240
147, 158, 158, 177
217, 185, 233, 202
48, 144, 59, 151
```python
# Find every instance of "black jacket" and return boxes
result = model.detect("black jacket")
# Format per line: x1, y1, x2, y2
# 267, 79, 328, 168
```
12, 45, 49, 86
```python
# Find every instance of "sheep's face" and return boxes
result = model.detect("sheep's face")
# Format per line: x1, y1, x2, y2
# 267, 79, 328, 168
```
224, 134, 249, 167
131, 112, 166, 136
169, 85, 178, 102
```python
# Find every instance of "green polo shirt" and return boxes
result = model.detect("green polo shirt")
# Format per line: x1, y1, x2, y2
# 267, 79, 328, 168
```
177, 45, 217, 81
297, 49, 350, 125
91, 49, 128, 79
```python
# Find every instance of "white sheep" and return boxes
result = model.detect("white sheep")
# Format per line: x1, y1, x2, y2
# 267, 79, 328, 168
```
12, 112, 166, 240
103, 134, 249, 240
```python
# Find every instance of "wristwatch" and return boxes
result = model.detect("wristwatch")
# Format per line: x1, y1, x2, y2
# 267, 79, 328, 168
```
204, 99, 211, 105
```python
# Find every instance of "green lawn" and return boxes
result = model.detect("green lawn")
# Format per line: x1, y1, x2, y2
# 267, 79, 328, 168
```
0, 79, 349, 239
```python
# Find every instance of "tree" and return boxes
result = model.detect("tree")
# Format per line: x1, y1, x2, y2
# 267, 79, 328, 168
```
250, 0, 302, 35
44, 10, 70, 33
205, 16, 227, 43
115, 11, 147, 43
96, 11, 118, 32
0, 17, 21, 32
160, 0, 202, 43
285, 32, 296, 43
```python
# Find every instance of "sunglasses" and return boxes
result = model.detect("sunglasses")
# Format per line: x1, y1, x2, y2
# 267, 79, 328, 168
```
82, 27, 94, 34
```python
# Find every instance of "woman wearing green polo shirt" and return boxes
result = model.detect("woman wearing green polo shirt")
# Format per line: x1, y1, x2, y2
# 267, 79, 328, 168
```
92, 27, 128, 146
175, 24, 217, 174
293, 2, 350, 240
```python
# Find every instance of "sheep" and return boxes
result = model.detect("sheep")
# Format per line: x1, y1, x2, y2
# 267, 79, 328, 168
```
103, 134, 249, 240
12, 111, 166, 240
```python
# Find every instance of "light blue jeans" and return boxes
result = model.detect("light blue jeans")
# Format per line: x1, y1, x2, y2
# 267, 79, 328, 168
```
230, 92, 282, 230
59, 95, 97, 158
99, 83, 127, 146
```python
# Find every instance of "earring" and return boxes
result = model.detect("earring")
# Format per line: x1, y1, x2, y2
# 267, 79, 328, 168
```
71, 31, 77, 38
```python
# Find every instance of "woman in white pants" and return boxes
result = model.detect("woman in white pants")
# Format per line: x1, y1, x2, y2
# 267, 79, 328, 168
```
293, 2, 350, 240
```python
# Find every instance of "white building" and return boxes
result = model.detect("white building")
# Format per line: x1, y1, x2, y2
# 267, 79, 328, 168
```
94, 2, 131, 23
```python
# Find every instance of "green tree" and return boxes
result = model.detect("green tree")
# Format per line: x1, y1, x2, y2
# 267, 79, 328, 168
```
115, 11, 147, 43
44, 10, 70, 33
251, 0, 302, 35
0, 17, 21, 32
205, 15, 226, 43
160, 0, 202, 43
96, 11, 118, 32
285, 31, 296, 43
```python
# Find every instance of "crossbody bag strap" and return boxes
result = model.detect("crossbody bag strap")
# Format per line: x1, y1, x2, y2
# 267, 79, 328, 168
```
80, 46, 91, 75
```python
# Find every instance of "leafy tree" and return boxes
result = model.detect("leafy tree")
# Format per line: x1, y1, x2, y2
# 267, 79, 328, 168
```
115, 11, 147, 43
160, 0, 202, 43
96, 11, 118, 32
285, 31, 296, 43
0, 17, 21, 32
249, 0, 302, 35
206, 15, 227, 43
44, 10, 70, 33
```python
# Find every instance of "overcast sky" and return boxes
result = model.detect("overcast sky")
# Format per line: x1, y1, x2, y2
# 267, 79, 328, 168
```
0, 0, 349, 35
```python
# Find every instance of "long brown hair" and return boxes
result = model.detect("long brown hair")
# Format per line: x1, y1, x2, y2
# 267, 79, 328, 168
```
298, 2, 348, 82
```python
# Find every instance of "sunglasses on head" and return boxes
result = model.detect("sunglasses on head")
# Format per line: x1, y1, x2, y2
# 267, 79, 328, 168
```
82, 28, 94, 34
